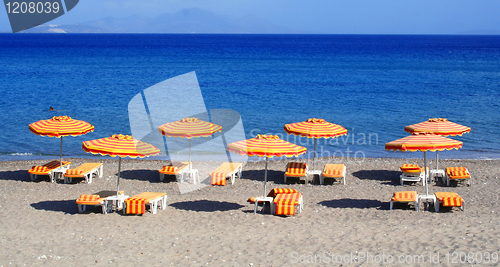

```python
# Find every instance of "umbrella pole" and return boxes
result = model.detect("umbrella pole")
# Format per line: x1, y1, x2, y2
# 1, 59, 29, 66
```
436, 151, 439, 171
264, 157, 268, 196
117, 157, 121, 196
424, 151, 429, 210
60, 137, 63, 169
313, 138, 317, 171
189, 139, 192, 170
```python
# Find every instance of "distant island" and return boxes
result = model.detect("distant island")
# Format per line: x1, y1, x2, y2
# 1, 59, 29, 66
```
20, 8, 298, 34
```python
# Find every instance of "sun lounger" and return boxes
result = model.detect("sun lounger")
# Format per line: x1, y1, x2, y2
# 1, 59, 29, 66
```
76, 190, 125, 214
400, 164, 429, 186
274, 192, 303, 215
63, 163, 103, 184
158, 162, 189, 182
252, 188, 303, 215
210, 162, 243, 186
28, 160, 71, 183
390, 191, 419, 211
445, 167, 471, 186
434, 192, 465, 212
284, 162, 308, 184
123, 192, 167, 215
320, 164, 346, 185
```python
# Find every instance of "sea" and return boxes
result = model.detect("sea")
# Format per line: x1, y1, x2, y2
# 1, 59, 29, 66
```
0, 34, 499, 162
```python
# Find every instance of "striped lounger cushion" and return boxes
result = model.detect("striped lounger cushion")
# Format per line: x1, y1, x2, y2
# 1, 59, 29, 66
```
29, 161, 71, 174
65, 163, 102, 177
76, 195, 102, 205
210, 163, 241, 186
400, 164, 421, 173
267, 188, 298, 198
274, 193, 301, 215
125, 198, 146, 214
435, 192, 463, 207
322, 164, 345, 177
391, 191, 417, 202
159, 162, 189, 174
285, 162, 307, 177
446, 167, 470, 179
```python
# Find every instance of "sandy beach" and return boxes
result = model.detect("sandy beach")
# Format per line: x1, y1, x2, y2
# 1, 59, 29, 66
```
0, 156, 499, 266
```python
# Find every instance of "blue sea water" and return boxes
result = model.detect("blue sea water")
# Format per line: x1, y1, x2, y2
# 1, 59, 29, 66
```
0, 34, 499, 161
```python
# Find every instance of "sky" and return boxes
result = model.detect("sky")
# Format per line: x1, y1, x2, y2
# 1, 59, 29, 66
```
1, 0, 500, 34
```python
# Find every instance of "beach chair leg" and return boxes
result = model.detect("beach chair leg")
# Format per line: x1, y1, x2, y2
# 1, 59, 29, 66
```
78, 204, 85, 213
98, 165, 103, 178
30, 174, 36, 181
159, 173, 164, 182
390, 201, 394, 210
102, 202, 109, 214
343, 176, 346, 185
284, 174, 287, 184
435, 201, 440, 212
150, 201, 157, 214
161, 195, 167, 210
299, 196, 303, 213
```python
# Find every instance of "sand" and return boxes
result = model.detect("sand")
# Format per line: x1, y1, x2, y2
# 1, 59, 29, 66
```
0, 157, 499, 266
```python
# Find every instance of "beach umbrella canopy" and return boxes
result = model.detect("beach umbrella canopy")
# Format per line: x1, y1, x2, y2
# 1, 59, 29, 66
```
82, 134, 160, 195
29, 115, 94, 167
385, 133, 463, 197
228, 134, 307, 195
158, 117, 222, 170
404, 118, 471, 136
405, 118, 471, 170
284, 118, 347, 171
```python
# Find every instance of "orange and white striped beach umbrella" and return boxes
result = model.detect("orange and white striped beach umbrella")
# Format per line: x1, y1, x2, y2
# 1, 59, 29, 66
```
385, 133, 463, 197
385, 133, 463, 152
284, 118, 347, 171
228, 134, 307, 195
404, 118, 471, 137
405, 118, 470, 170
83, 134, 160, 195
158, 117, 222, 138
29, 116, 94, 167
158, 117, 222, 169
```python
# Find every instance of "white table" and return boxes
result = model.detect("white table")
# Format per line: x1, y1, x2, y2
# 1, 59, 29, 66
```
430, 169, 445, 183
104, 194, 129, 214
418, 194, 437, 212
253, 197, 274, 215
306, 170, 322, 184
181, 169, 200, 184
50, 165, 71, 183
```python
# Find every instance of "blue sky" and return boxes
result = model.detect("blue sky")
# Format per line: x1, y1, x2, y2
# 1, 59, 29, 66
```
2, 0, 500, 34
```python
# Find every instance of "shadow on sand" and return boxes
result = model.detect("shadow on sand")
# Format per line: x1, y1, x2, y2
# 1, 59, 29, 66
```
319, 198, 384, 209
352, 170, 401, 185
31, 200, 79, 214
170, 200, 244, 212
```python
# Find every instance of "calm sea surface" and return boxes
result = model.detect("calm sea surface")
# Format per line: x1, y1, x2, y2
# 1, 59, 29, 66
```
0, 34, 499, 161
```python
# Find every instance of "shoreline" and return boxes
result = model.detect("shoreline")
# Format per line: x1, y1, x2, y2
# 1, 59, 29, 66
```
1, 156, 499, 265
